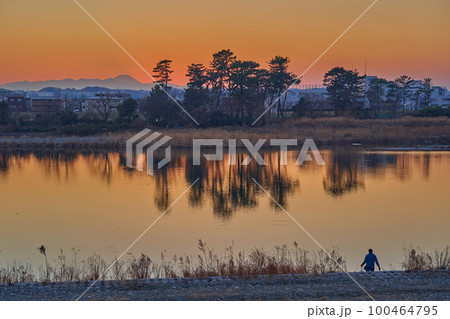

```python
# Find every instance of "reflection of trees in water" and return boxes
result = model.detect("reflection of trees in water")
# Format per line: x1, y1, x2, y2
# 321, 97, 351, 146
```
0, 152, 11, 178
185, 154, 260, 219
33, 151, 77, 182
148, 154, 185, 211
260, 152, 300, 211
393, 153, 411, 181
1, 150, 447, 217
322, 151, 365, 197
208, 154, 259, 219
184, 152, 299, 219
184, 155, 207, 207
119, 153, 136, 178
152, 171, 170, 211
321, 151, 442, 197
0, 151, 77, 182
422, 153, 430, 179
85, 153, 115, 185
363, 152, 397, 179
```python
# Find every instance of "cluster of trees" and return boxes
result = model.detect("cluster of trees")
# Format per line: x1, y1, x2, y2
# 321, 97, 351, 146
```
293, 67, 437, 119
140, 49, 297, 126
141, 52, 442, 124
366, 75, 433, 117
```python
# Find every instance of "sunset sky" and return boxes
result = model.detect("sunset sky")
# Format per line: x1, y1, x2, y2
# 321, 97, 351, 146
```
1, 0, 449, 86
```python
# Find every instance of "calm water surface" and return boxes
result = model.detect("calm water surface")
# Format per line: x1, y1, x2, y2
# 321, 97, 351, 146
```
0, 150, 449, 271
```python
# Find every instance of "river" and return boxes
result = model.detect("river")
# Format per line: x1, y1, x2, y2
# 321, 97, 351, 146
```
0, 150, 449, 272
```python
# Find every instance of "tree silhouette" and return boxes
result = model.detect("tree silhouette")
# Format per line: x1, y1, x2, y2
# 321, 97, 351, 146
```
208, 49, 236, 111
386, 81, 401, 114
367, 78, 388, 117
228, 60, 262, 120
184, 63, 210, 123
323, 67, 364, 116
421, 78, 433, 108
153, 59, 174, 88
142, 60, 179, 126
186, 63, 209, 89
141, 86, 179, 126
117, 97, 137, 123
267, 56, 296, 118
395, 75, 414, 113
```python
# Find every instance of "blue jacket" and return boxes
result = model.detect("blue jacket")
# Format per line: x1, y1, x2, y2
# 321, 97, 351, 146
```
362, 252, 379, 269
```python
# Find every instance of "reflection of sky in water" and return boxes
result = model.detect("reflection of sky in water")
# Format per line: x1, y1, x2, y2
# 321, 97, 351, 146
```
0, 150, 449, 271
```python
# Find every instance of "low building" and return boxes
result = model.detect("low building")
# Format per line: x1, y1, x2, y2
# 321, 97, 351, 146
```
29, 97, 65, 112
4, 94, 28, 112
431, 86, 450, 108
81, 92, 131, 113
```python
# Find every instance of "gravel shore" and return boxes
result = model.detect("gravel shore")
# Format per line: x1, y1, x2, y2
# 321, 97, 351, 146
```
1, 270, 448, 301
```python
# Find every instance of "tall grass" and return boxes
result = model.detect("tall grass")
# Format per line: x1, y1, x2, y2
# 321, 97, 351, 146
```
2, 117, 449, 149
128, 117, 450, 148
0, 261, 34, 284
0, 241, 346, 284
402, 245, 450, 271
1, 242, 448, 284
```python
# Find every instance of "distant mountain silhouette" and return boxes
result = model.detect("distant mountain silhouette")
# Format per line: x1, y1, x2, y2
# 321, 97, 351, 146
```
0, 75, 181, 91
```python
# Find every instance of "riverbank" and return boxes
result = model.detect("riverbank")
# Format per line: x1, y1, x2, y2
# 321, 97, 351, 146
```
1, 270, 448, 301
1, 117, 449, 150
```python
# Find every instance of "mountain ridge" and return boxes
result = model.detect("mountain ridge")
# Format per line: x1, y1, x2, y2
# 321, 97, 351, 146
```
0, 75, 183, 91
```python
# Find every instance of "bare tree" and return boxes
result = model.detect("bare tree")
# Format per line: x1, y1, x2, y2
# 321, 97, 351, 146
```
89, 94, 117, 122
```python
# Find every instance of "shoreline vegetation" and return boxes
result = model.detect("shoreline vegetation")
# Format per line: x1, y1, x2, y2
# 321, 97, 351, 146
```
0, 117, 449, 150
1, 241, 448, 285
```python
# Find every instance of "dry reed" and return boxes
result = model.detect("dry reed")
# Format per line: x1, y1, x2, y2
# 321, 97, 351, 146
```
1, 242, 448, 284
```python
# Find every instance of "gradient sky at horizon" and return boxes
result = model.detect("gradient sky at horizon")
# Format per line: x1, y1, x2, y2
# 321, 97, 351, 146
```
1, 0, 449, 86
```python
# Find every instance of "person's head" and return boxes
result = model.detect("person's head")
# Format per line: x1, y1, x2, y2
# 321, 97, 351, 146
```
368, 248, 373, 253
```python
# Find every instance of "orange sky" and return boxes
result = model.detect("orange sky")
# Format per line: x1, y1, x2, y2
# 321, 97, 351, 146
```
1, 0, 449, 87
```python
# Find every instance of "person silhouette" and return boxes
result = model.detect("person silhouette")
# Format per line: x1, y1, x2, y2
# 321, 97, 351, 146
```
361, 248, 380, 271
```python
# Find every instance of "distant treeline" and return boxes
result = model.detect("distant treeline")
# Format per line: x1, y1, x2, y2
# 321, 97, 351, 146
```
0, 49, 449, 133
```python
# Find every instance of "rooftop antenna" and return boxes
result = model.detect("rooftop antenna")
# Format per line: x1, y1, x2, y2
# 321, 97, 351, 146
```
364, 60, 367, 76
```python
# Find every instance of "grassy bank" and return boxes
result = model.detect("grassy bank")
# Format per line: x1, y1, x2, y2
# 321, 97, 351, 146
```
1, 117, 449, 150
1, 241, 448, 284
